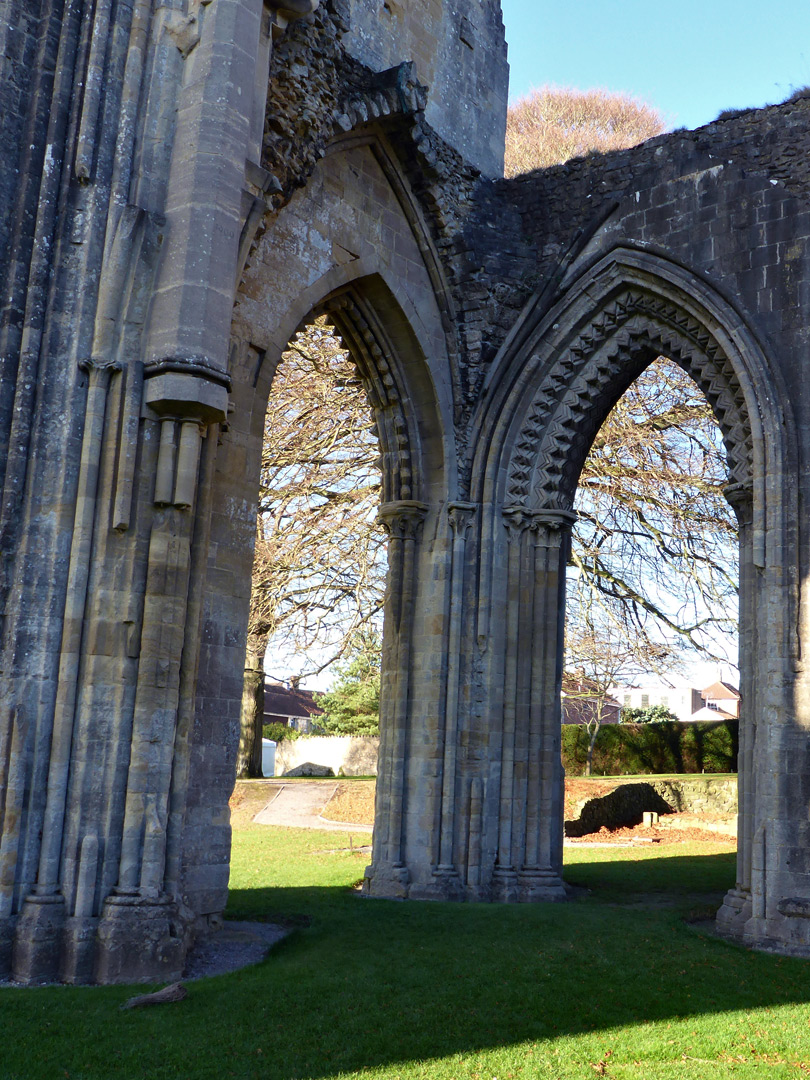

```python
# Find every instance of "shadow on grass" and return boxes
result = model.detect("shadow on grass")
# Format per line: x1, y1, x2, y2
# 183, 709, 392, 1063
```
3, 849, 810, 1080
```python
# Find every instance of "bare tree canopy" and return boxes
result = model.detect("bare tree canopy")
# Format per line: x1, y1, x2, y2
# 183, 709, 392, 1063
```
234, 315, 386, 777
253, 316, 386, 677
569, 356, 738, 677
505, 85, 666, 177
504, 88, 737, 680
236, 317, 386, 777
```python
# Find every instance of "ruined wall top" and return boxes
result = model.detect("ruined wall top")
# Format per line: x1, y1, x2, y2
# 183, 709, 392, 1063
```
343, 0, 509, 176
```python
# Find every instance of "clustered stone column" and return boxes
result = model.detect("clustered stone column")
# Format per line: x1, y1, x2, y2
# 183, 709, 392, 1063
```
91, 364, 227, 984
364, 500, 428, 899
492, 508, 572, 902
434, 502, 477, 892
10, 359, 120, 984
364, 500, 576, 904
0, 0, 328, 985
717, 481, 756, 933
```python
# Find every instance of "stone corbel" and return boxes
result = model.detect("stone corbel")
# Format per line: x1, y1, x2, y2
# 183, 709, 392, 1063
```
143, 356, 231, 426
266, 0, 319, 39
143, 358, 229, 510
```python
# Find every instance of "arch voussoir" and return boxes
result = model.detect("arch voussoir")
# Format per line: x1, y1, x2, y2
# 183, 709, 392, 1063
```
506, 290, 754, 511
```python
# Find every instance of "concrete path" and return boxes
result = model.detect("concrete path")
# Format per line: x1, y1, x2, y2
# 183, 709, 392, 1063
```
253, 780, 373, 833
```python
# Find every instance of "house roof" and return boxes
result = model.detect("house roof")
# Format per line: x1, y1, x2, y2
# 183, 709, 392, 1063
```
263, 680, 324, 718
701, 680, 740, 700
561, 674, 621, 706
690, 705, 737, 721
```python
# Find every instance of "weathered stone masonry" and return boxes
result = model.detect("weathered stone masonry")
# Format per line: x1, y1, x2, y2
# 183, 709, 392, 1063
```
2, 0, 810, 983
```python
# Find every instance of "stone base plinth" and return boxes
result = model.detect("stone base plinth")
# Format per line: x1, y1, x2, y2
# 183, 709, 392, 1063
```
362, 862, 409, 899
409, 868, 466, 902
95, 894, 186, 984
716, 885, 751, 938
11, 894, 66, 984
61, 916, 99, 984
517, 869, 567, 902
491, 867, 519, 903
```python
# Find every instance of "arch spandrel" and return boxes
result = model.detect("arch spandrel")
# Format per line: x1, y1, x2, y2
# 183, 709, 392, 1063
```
232, 137, 460, 506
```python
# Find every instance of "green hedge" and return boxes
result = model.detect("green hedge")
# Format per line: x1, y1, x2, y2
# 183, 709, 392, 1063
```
561, 720, 738, 776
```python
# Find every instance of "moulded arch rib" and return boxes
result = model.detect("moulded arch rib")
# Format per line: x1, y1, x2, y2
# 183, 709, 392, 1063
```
473, 245, 796, 571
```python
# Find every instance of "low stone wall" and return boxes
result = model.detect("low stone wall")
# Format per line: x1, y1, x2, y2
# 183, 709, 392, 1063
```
648, 776, 738, 816
274, 736, 380, 777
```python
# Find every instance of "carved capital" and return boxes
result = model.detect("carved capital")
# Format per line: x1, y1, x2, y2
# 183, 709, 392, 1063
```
504, 506, 576, 547
79, 357, 123, 376
447, 501, 477, 540
502, 505, 533, 545
723, 481, 753, 525
527, 509, 577, 547
378, 500, 429, 541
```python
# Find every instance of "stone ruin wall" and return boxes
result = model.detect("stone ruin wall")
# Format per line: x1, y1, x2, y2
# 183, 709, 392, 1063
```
3, 0, 810, 983
450, 93, 810, 435
0, 0, 509, 983
343, 0, 508, 176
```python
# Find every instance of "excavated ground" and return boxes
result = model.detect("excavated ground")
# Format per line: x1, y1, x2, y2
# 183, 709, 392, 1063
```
562, 777, 737, 844
233, 776, 737, 846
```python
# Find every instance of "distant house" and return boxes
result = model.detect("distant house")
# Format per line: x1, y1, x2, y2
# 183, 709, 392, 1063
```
611, 677, 740, 722
264, 678, 324, 733
561, 675, 622, 726
613, 681, 703, 723
700, 680, 741, 719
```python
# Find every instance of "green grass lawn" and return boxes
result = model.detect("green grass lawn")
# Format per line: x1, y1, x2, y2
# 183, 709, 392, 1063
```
3, 827, 810, 1080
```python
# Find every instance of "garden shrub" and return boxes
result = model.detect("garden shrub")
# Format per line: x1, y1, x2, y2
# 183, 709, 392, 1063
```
262, 722, 301, 743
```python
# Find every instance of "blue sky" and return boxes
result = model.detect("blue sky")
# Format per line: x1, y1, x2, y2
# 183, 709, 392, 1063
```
501, 0, 810, 131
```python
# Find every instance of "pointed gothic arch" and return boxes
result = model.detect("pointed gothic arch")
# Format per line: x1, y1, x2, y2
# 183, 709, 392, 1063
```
224, 120, 470, 911
466, 248, 799, 936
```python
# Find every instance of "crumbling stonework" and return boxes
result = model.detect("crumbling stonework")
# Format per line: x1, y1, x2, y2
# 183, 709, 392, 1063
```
1, 0, 810, 983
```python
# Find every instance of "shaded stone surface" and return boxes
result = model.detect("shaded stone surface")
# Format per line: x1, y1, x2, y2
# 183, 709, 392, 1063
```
564, 784, 675, 838
183, 921, 289, 980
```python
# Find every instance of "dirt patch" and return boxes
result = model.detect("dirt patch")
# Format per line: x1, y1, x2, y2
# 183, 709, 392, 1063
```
231, 777, 736, 845
566, 822, 736, 845
229, 781, 282, 828
565, 781, 674, 837
320, 780, 376, 824
563, 777, 737, 844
